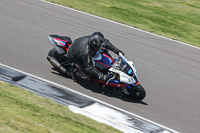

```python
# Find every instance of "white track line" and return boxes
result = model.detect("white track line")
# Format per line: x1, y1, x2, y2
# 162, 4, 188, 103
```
41, 0, 200, 50
0, 63, 179, 133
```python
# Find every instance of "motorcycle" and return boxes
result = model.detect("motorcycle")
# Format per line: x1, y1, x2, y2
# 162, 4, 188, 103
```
47, 35, 146, 100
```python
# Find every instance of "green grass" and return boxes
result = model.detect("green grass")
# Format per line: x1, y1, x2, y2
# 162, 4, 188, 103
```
0, 81, 121, 133
47, 0, 200, 47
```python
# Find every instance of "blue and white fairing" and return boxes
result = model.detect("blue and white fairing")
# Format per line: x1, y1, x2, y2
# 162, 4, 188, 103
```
109, 53, 138, 85
92, 51, 139, 87
92, 50, 114, 72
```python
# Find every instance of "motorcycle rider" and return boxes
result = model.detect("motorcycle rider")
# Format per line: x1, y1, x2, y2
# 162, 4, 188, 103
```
65, 32, 124, 82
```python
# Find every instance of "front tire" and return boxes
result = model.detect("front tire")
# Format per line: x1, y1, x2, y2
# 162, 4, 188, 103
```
131, 84, 146, 100
120, 84, 146, 100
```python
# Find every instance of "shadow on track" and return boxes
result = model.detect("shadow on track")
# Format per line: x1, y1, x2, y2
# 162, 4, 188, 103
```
51, 69, 148, 105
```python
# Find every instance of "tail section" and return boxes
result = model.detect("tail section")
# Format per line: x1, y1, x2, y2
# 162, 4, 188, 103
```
48, 35, 72, 54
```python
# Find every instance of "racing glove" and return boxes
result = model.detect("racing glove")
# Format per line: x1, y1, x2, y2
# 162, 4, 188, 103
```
114, 49, 125, 56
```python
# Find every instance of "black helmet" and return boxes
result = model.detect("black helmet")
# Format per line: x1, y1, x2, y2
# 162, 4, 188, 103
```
88, 32, 105, 51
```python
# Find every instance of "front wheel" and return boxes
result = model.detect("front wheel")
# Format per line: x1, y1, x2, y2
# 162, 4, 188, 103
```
120, 84, 146, 100
131, 84, 146, 100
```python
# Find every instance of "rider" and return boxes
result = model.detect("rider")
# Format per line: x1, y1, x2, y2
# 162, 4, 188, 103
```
65, 32, 124, 82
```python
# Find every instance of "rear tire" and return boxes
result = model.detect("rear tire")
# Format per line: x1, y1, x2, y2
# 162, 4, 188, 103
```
47, 48, 61, 69
47, 48, 72, 77
48, 48, 58, 59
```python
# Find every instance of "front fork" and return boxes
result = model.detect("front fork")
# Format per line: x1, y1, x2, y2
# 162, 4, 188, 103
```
123, 82, 140, 94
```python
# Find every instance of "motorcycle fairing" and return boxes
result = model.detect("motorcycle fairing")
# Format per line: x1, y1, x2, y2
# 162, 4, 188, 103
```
131, 82, 140, 87
91, 78, 127, 87
109, 67, 137, 84
101, 52, 114, 62
91, 78, 139, 88
54, 38, 71, 50
108, 53, 139, 85
93, 51, 114, 71
48, 35, 72, 54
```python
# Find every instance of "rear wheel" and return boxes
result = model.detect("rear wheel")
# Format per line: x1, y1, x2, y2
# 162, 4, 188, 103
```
47, 48, 72, 77
47, 48, 60, 68
48, 48, 59, 59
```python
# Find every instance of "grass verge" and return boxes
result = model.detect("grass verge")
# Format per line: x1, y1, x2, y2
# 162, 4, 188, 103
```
0, 81, 121, 133
47, 0, 200, 47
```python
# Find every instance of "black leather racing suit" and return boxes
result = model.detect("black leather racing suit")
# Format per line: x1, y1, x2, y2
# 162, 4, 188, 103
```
66, 35, 121, 80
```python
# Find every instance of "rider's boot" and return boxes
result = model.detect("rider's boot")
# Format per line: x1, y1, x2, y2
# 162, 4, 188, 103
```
77, 71, 90, 80
70, 68, 79, 82
70, 67, 90, 82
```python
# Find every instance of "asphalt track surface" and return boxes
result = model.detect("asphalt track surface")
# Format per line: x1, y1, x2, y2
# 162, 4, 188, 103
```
0, 0, 200, 133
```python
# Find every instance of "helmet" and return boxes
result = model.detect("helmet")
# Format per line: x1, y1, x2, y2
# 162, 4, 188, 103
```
88, 32, 105, 51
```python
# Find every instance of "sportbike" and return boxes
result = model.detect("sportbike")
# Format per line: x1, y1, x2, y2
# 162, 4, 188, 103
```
47, 35, 146, 100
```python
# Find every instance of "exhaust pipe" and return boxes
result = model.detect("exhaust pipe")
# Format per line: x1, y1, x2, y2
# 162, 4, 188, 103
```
47, 56, 67, 73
